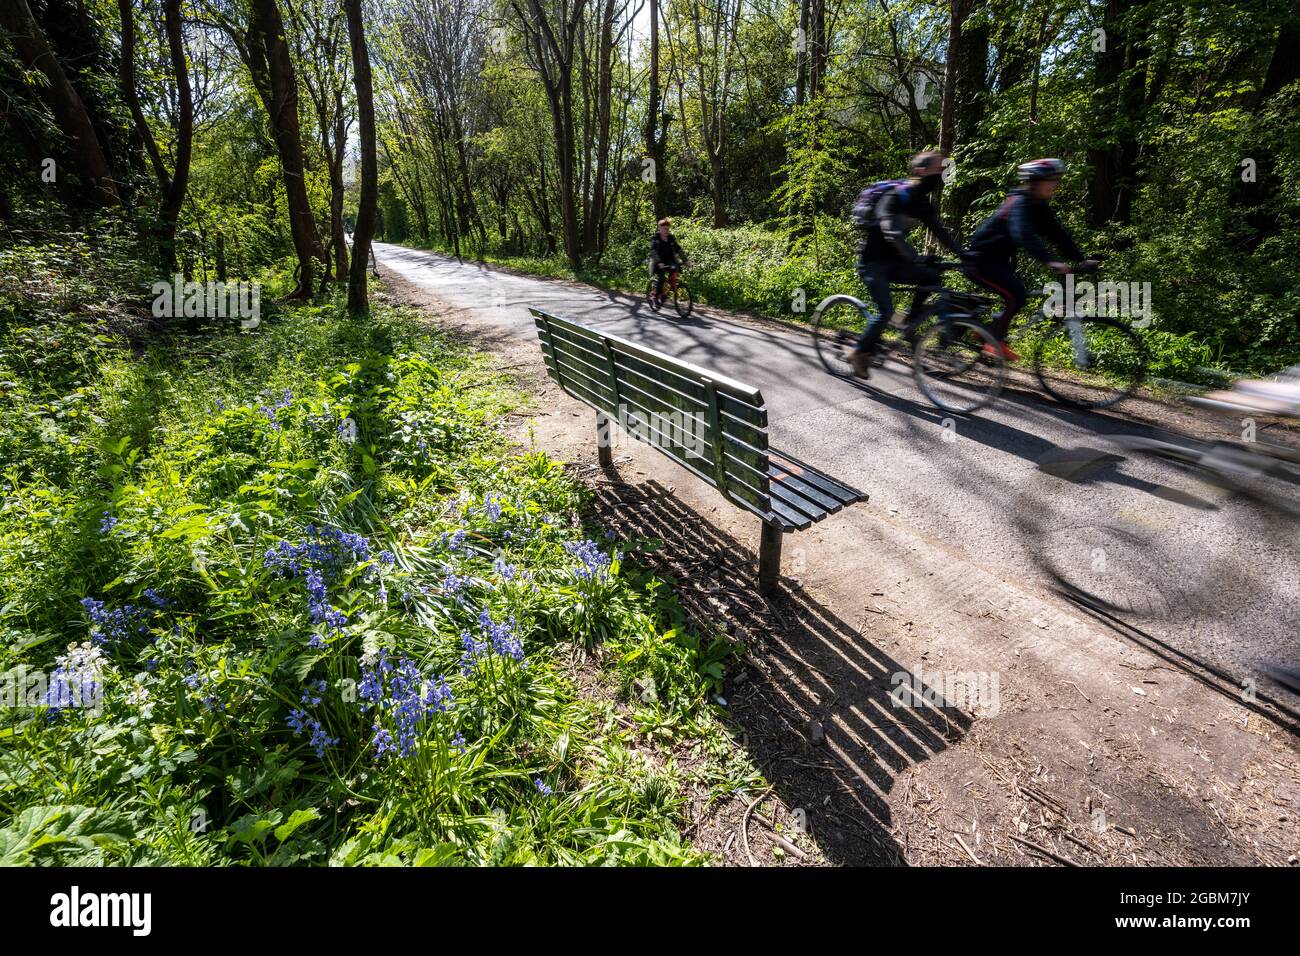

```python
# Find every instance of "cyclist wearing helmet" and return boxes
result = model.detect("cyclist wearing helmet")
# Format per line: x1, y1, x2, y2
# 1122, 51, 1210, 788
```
963, 158, 1094, 361
848, 150, 969, 379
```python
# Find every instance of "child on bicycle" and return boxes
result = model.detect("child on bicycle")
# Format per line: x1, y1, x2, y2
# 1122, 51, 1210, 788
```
962, 158, 1096, 362
649, 218, 688, 305
848, 151, 970, 379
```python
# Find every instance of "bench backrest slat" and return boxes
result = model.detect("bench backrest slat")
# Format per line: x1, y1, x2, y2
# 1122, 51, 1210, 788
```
531, 308, 772, 520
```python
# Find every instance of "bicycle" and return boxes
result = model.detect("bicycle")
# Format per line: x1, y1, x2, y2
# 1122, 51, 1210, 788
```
646, 262, 693, 318
811, 262, 1007, 415
1016, 370, 1300, 632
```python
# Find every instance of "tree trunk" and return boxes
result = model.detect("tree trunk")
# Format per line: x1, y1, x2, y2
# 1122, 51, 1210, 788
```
345, 0, 378, 315
248, 0, 322, 297
643, 0, 666, 216
158, 0, 193, 273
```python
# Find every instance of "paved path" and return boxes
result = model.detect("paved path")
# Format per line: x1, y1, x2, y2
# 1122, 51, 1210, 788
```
375, 241, 1300, 694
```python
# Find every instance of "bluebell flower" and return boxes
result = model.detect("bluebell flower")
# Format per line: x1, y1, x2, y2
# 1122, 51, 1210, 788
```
460, 610, 524, 672
358, 651, 455, 760
564, 539, 612, 581
301, 679, 326, 706
534, 778, 554, 797
100, 511, 118, 534
80, 596, 150, 644
483, 493, 503, 522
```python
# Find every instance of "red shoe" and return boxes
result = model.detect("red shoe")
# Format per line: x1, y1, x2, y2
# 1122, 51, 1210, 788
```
982, 342, 1020, 362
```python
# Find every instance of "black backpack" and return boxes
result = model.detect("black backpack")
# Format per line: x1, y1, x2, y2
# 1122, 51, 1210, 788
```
850, 179, 907, 229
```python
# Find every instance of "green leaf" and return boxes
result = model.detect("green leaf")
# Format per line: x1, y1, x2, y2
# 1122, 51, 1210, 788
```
0, 805, 133, 865
273, 808, 320, 843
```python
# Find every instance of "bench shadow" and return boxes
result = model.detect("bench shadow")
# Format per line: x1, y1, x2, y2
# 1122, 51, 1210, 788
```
588, 476, 974, 866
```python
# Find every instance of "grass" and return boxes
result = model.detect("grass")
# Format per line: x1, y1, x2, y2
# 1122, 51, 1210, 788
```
0, 228, 761, 866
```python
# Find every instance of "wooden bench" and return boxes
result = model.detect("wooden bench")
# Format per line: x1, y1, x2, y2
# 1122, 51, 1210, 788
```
530, 308, 866, 594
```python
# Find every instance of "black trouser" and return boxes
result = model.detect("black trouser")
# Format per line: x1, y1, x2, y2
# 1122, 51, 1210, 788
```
962, 260, 1026, 340
652, 261, 680, 297
855, 255, 941, 353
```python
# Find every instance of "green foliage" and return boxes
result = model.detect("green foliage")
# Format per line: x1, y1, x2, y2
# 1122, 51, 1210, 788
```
0, 236, 753, 866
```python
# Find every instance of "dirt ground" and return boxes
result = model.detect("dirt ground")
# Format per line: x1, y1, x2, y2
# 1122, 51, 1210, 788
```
376, 268, 1300, 868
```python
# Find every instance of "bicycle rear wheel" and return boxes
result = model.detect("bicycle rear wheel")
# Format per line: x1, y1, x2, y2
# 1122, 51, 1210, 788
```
811, 295, 869, 377
1032, 315, 1147, 410
913, 318, 1005, 414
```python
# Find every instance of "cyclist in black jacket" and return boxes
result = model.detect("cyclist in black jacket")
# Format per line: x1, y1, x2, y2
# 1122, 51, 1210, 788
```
963, 158, 1094, 361
849, 151, 969, 379
649, 218, 688, 304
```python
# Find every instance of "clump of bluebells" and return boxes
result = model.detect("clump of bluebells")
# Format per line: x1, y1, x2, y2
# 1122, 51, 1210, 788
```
288, 682, 338, 758
80, 597, 151, 645
564, 539, 613, 581
259, 388, 293, 431
481, 492, 505, 522
358, 649, 455, 760
460, 610, 524, 674
264, 524, 372, 645
43, 642, 108, 713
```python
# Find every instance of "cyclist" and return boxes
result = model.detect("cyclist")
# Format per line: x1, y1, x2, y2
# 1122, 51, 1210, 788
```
963, 158, 1095, 361
649, 218, 688, 306
847, 151, 970, 379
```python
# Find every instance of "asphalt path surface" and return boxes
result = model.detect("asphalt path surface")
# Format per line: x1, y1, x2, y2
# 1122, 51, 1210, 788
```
375, 241, 1300, 696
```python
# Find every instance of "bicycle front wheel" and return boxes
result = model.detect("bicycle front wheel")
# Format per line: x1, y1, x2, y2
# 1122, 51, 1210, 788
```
673, 283, 693, 318
1032, 315, 1147, 410
913, 319, 1006, 414
811, 295, 869, 378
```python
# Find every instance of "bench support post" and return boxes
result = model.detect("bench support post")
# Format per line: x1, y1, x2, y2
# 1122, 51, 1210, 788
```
596, 411, 613, 469
758, 520, 782, 595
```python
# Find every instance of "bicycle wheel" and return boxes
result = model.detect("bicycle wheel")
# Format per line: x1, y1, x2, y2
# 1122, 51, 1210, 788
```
1031, 315, 1147, 410
645, 279, 662, 313
1015, 438, 1299, 624
811, 295, 869, 377
673, 282, 693, 318
913, 318, 1005, 414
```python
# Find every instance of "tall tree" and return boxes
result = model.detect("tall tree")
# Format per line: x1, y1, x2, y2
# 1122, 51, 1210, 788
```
643, 0, 667, 216
345, 0, 378, 314
117, 0, 193, 271
512, 0, 587, 269
241, 0, 323, 296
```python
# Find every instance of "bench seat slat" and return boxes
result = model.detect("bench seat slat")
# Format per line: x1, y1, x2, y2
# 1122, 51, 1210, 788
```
768, 496, 813, 531
717, 391, 767, 428
553, 344, 615, 389
768, 465, 842, 515
769, 447, 866, 505
768, 479, 828, 522
553, 356, 616, 405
